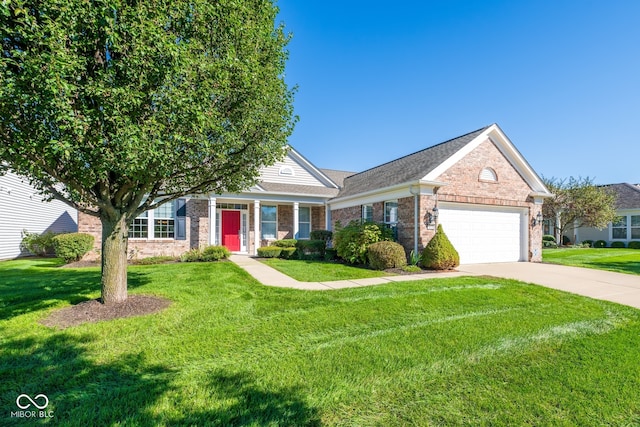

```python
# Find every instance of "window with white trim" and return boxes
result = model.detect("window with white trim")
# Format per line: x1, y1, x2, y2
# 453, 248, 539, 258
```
129, 200, 175, 239
298, 206, 311, 239
612, 216, 627, 239
384, 201, 398, 224
633, 215, 640, 239
129, 211, 148, 239
362, 204, 373, 222
261, 205, 277, 240
612, 214, 640, 240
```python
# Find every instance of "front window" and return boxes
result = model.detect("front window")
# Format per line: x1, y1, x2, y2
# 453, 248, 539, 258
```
362, 204, 373, 222
384, 201, 398, 224
632, 215, 640, 239
612, 216, 627, 239
154, 200, 175, 238
298, 207, 311, 239
129, 212, 148, 239
261, 205, 277, 240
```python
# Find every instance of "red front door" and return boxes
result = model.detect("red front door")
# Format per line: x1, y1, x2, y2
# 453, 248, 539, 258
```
221, 210, 241, 251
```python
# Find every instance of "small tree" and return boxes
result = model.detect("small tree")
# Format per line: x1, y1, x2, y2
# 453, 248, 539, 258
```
542, 177, 617, 245
420, 224, 459, 270
0, 1, 295, 304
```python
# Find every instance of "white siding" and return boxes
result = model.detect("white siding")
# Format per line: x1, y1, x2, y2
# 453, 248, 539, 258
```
260, 155, 327, 187
0, 172, 77, 259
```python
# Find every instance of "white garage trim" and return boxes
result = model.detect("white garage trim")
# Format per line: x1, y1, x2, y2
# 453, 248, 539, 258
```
437, 203, 528, 264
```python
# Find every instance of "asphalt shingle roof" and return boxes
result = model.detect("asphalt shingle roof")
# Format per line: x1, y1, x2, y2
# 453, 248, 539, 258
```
336, 126, 490, 198
605, 183, 640, 209
257, 182, 340, 197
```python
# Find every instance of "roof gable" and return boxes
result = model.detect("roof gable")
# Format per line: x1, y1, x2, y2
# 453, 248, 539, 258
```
259, 147, 339, 189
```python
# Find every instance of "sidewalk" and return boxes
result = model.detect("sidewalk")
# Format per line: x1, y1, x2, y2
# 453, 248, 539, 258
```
229, 254, 471, 290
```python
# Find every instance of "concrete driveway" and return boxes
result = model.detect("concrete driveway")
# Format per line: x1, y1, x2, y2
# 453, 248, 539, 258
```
458, 262, 640, 309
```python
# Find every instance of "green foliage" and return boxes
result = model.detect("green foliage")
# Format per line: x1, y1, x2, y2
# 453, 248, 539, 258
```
543, 234, 556, 242
278, 247, 297, 259
324, 248, 338, 261
402, 265, 423, 273
628, 241, 640, 249
52, 233, 94, 263
333, 221, 394, 264
367, 241, 407, 270
295, 240, 326, 260
132, 256, 176, 265
181, 246, 230, 262
594, 240, 608, 248
542, 176, 618, 245
409, 250, 421, 266
21, 230, 60, 256
543, 240, 558, 248
272, 239, 297, 248
0, 0, 295, 302
610, 241, 626, 248
420, 225, 460, 270
257, 246, 282, 258
581, 240, 594, 248
310, 230, 333, 242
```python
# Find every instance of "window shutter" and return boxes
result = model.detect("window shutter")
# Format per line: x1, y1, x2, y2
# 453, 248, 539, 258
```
175, 198, 187, 240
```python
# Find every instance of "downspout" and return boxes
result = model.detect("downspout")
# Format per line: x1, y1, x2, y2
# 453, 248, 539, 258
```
409, 184, 420, 256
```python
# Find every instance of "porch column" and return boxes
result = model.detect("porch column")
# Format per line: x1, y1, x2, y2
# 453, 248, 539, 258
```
325, 204, 331, 230
254, 200, 260, 255
293, 202, 299, 239
208, 197, 217, 245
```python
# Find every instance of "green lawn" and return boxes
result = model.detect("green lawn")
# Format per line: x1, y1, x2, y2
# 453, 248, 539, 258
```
2, 258, 640, 426
543, 248, 640, 275
259, 258, 392, 281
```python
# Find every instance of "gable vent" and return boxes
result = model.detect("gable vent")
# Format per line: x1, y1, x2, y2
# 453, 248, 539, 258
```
479, 167, 497, 182
279, 166, 295, 176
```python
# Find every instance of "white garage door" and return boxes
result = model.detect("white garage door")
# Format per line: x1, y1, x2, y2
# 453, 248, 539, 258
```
437, 204, 526, 264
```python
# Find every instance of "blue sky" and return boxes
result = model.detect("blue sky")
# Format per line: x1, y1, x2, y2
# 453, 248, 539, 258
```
276, 0, 639, 185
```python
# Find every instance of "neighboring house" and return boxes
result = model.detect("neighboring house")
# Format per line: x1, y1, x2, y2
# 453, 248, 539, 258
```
561, 183, 640, 246
78, 123, 552, 264
0, 171, 78, 260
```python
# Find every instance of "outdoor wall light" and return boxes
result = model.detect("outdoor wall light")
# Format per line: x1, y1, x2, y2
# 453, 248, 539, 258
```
532, 212, 543, 227
426, 207, 439, 226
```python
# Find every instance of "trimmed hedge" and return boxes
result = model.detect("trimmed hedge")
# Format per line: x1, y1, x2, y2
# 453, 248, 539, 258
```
610, 241, 626, 248
279, 247, 297, 259
593, 240, 607, 248
628, 241, 640, 249
273, 239, 297, 248
367, 241, 407, 270
333, 221, 394, 264
296, 239, 326, 259
421, 225, 459, 270
542, 234, 556, 242
52, 233, 94, 263
581, 240, 594, 248
310, 230, 333, 242
257, 246, 282, 258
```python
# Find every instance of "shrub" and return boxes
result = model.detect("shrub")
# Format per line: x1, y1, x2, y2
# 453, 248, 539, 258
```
420, 224, 459, 270
296, 239, 326, 260
403, 265, 422, 273
610, 241, 626, 248
273, 239, 297, 248
628, 241, 640, 249
279, 247, 297, 259
201, 245, 231, 261
542, 234, 556, 243
324, 248, 338, 261
581, 240, 594, 248
333, 221, 394, 264
257, 246, 282, 258
180, 249, 202, 262
543, 241, 558, 249
310, 230, 332, 242
593, 240, 607, 248
52, 233, 94, 263
367, 241, 407, 270
21, 230, 59, 256
408, 250, 421, 266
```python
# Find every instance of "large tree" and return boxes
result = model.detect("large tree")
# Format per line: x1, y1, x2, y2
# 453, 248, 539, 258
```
0, 0, 295, 304
542, 176, 617, 245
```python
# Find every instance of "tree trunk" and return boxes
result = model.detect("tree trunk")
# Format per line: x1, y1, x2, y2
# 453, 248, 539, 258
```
101, 214, 129, 304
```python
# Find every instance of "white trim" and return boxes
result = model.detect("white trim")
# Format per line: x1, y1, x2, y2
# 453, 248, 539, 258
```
329, 180, 444, 210
293, 202, 299, 240
208, 197, 216, 245
253, 200, 260, 255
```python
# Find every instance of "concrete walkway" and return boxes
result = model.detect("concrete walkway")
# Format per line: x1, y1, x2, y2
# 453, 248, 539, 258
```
229, 254, 470, 290
230, 255, 640, 309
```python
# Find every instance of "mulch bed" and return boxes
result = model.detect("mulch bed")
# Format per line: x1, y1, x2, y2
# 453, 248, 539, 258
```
40, 295, 172, 330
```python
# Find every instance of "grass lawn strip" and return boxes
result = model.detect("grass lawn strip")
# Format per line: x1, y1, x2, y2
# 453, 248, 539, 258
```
1, 259, 640, 425
259, 258, 392, 281
543, 247, 640, 275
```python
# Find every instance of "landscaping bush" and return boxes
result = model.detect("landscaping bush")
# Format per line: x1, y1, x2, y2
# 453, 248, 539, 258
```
310, 230, 333, 242
542, 234, 556, 243
257, 246, 282, 258
333, 221, 394, 264
367, 241, 407, 270
324, 248, 338, 261
581, 240, 594, 248
593, 240, 607, 248
296, 239, 326, 260
420, 224, 459, 270
201, 245, 231, 261
52, 233, 94, 263
180, 249, 202, 262
21, 230, 59, 256
610, 241, 626, 248
279, 247, 297, 259
273, 239, 297, 248
628, 241, 640, 249
543, 240, 558, 248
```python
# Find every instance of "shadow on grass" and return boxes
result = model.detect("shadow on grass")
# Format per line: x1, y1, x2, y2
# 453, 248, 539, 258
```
588, 261, 640, 275
0, 265, 151, 321
1, 334, 320, 426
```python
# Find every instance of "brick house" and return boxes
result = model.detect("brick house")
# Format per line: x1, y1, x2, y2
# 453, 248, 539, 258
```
78, 123, 552, 263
